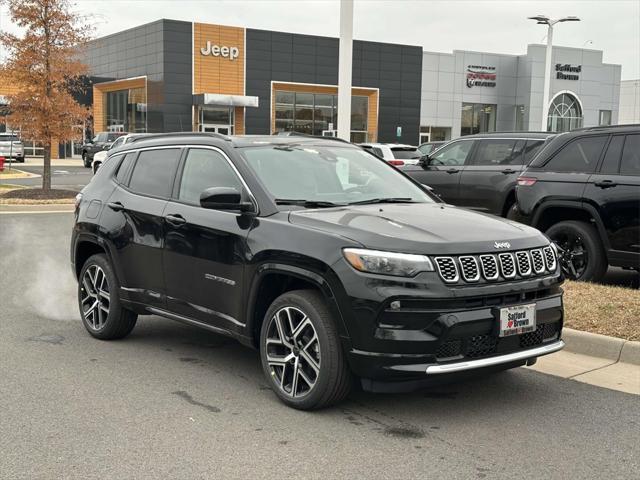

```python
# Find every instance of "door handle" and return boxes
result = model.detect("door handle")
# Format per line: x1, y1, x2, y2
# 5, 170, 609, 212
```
107, 201, 125, 212
165, 213, 187, 226
594, 180, 618, 189
446, 168, 460, 174
501, 169, 517, 174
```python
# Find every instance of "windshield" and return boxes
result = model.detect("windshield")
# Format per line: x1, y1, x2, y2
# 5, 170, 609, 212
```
241, 144, 434, 206
107, 133, 125, 142
391, 147, 421, 160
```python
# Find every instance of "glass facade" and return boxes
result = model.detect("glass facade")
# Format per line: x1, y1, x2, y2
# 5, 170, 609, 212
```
515, 105, 526, 131
599, 110, 612, 126
104, 87, 147, 133
274, 90, 368, 141
547, 93, 583, 133
461, 103, 496, 136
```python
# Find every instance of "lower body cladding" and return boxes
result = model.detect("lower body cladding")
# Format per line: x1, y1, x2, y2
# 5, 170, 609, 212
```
341, 276, 564, 393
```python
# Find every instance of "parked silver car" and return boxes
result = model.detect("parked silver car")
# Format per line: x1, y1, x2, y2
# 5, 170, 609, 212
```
0, 134, 25, 162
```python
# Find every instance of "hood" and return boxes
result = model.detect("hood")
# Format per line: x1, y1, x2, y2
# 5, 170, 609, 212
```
288, 203, 547, 255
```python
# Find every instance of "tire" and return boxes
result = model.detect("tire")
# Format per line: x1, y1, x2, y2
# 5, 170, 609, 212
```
259, 289, 351, 410
546, 220, 607, 282
78, 253, 137, 339
82, 152, 90, 168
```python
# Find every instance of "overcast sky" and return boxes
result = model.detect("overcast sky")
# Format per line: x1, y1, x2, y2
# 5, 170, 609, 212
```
2, 0, 639, 79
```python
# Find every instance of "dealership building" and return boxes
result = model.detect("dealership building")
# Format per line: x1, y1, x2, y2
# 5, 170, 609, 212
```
0, 18, 622, 155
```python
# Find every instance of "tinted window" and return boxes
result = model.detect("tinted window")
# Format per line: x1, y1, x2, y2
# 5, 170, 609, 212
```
178, 149, 242, 205
107, 133, 124, 142
128, 149, 181, 197
471, 139, 517, 165
430, 140, 473, 166
523, 140, 546, 164
600, 136, 624, 174
545, 136, 607, 173
115, 152, 137, 184
391, 147, 421, 160
620, 134, 640, 176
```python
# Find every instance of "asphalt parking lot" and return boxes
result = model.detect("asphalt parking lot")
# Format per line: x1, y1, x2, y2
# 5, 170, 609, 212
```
1, 211, 638, 479
0, 163, 91, 192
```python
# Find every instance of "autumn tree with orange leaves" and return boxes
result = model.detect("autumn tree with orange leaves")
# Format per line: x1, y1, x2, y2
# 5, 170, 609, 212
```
0, 0, 91, 191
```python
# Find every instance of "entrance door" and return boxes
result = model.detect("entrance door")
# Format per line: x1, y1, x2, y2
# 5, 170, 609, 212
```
199, 107, 234, 135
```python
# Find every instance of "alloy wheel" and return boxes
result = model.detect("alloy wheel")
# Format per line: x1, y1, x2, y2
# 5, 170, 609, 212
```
80, 265, 110, 330
553, 233, 588, 279
264, 306, 321, 398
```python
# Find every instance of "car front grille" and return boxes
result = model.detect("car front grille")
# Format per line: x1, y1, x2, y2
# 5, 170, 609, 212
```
435, 321, 561, 360
435, 247, 557, 284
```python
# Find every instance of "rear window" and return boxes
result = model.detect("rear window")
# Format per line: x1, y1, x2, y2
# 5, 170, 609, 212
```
128, 148, 181, 197
391, 147, 421, 160
544, 136, 607, 173
523, 140, 546, 164
620, 134, 640, 176
115, 152, 137, 184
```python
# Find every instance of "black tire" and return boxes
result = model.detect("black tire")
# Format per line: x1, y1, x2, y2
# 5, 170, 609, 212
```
546, 220, 607, 282
259, 289, 351, 410
82, 152, 90, 168
78, 253, 137, 339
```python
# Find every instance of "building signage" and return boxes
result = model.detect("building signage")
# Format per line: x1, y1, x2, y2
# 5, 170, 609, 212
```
556, 64, 581, 80
466, 65, 497, 88
200, 41, 239, 60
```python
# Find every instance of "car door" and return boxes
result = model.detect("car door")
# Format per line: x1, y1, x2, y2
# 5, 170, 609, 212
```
585, 133, 640, 258
162, 147, 254, 332
457, 138, 520, 214
101, 147, 182, 308
403, 139, 475, 203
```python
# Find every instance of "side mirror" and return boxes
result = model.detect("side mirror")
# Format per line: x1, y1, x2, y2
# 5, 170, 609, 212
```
200, 187, 255, 213
418, 154, 430, 166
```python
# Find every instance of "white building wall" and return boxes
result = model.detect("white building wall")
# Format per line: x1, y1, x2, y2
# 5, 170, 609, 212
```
619, 79, 640, 124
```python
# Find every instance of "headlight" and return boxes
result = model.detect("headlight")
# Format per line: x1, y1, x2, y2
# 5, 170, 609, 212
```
343, 248, 434, 277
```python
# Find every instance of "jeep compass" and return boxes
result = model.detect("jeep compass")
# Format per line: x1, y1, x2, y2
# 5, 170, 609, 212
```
71, 133, 564, 410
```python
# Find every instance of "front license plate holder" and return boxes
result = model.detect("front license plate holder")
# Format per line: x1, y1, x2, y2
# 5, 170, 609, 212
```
497, 303, 536, 337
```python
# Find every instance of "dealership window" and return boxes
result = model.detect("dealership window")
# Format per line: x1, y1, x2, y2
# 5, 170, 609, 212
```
461, 103, 496, 136
547, 93, 583, 133
198, 107, 234, 134
599, 110, 612, 126
104, 87, 147, 133
274, 90, 368, 142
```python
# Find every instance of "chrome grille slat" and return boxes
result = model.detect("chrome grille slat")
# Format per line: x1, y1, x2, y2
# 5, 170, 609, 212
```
479, 255, 499, 281
434, 247, 558, 284
498, 253, 516, 279
543, 245, 557, 272
458, 256, 480, 282
434, 257, 459, 283
515, 251, 532, 276
531, 249, 545, 274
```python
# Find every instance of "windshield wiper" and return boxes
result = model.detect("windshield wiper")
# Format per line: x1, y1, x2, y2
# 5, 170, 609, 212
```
275, 198, 344, 208
347, 197, 417, 205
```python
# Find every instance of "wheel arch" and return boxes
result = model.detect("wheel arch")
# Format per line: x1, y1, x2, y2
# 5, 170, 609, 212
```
245, 263, 351, 351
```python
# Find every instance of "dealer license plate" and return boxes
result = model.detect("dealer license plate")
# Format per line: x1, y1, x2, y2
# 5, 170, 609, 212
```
499, 304, 536, 337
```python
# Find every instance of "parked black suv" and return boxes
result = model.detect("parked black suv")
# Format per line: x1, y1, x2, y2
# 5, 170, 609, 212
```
82, 131, 127, 167
71, 133, 564, 409
403, 132, 553, 217
515, 125, 640, 282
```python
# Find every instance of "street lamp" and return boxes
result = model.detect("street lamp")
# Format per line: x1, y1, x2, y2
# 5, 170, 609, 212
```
528, 15, 580, 131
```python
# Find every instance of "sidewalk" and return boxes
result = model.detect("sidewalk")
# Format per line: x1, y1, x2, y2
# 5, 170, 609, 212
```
0, 203, 74, 214
22, 156, 85, 167
529, 328, 639, 395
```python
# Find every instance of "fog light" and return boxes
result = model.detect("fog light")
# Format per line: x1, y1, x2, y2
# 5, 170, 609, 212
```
390, 300, 401, 310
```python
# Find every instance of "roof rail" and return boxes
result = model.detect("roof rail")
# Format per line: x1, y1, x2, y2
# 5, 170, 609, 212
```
272, 131, 352, 144
128, 131, 232, 143
571, 123, 640, 132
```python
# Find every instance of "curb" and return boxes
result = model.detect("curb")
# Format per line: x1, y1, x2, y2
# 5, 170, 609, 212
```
0, 168, 39, 179
562, 328, 639, 365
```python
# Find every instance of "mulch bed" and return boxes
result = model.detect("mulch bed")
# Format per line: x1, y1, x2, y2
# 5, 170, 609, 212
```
0, 188, 78, 200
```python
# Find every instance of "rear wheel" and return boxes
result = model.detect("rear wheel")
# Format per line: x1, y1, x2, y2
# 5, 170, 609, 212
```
82, 152, 90, 168
78, 254, 137, 339
260, 290, 351, 410
546, 220, 607, 282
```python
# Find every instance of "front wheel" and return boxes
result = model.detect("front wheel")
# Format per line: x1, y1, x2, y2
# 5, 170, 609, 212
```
546, 220, 607, 282
260, 290, 351, 410
78, 253, 137, 339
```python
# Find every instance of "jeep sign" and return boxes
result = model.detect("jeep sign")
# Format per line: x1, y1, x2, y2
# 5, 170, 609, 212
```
200, 41, 239, 60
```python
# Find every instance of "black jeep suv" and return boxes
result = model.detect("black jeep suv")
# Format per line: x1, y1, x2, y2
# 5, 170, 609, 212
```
403, 132, 553, 217
515, 125, 640, 282
71, 133, 564, 409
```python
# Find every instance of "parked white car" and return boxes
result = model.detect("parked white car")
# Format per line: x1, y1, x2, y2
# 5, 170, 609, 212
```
359, 143, 422, 166
0, 133, 25, 162
91, 133, 148, 173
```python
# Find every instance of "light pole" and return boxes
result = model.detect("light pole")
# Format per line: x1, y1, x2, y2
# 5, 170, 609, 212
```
528, 15, 580, 131
337, 0, 354, 141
